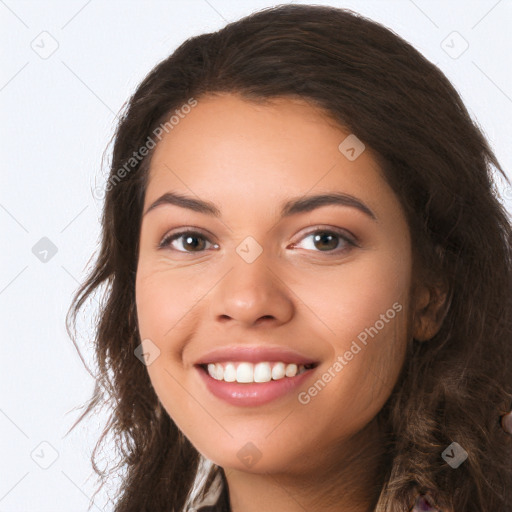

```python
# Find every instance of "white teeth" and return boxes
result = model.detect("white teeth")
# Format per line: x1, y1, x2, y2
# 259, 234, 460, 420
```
285, 363, 298, 377
207, 363, 218, 379
205, 361, 310, 382
271, 362, 286, 380
223, 363, 236, 382
236, 362, 253, 383
254, 362, 272, 382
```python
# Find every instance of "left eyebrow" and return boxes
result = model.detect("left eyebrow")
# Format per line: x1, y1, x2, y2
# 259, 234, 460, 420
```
280, 192, 377, 222
143, 191, 378, 222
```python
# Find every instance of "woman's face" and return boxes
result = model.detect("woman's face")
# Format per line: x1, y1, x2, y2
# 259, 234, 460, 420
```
135, 93, 414, 475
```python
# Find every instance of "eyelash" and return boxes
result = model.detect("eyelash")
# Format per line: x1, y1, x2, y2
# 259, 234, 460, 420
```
158, 227, 359, 256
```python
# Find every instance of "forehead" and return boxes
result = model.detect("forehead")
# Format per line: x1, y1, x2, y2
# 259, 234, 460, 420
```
144, 93, 398, 220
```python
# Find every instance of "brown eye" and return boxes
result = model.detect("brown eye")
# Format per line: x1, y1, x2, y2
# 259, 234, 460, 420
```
159, 230, 216, 253
312, 232, 340, 251
291, 228, 358, 254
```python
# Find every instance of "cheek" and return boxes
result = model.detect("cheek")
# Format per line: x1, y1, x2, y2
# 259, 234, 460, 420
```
301, 248, 411, 346
135, 263, 203, 343
135, 267, 197, 423
298, 250, 410, 410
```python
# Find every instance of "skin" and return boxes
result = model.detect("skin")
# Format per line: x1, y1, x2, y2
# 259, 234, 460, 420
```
135, 93, 443, 512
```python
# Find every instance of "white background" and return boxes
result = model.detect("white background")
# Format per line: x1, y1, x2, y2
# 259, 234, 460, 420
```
1, 1, 511, 510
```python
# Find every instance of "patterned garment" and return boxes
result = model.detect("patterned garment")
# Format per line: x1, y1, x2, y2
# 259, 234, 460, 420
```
193, 490, 442, 512
192, 473, 442, 512
410, 493, 442, 512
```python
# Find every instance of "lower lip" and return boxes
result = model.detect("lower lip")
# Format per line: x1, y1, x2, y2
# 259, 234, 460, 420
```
195, 365, 317, 407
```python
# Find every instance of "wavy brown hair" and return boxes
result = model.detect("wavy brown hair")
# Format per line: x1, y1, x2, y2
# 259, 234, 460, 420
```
66, 4, 512, 511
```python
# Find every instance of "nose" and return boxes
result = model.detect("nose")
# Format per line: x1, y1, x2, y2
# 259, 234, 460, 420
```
210, 258, 294, 328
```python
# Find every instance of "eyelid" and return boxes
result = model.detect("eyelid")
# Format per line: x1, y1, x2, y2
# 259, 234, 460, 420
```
294, 225, 359, 246
158, 226, 217, 250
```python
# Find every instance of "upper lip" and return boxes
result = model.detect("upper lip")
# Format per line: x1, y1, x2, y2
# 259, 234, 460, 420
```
194, 346, 320, 366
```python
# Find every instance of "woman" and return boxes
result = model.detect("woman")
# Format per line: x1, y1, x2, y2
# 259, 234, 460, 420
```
66, 4, 512, 512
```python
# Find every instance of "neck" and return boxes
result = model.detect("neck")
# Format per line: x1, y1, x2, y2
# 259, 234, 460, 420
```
223, 418, 389, 512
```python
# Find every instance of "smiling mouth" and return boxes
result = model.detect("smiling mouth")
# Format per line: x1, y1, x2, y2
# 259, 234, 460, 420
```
197, 361, 318, 383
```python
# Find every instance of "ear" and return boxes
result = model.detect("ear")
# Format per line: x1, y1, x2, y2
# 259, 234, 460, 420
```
411, 278, 451, 342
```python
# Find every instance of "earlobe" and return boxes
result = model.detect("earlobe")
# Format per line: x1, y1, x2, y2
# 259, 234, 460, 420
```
412, 281, 451, 342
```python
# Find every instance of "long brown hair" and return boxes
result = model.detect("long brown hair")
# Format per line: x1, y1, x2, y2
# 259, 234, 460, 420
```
66, 4, 512, 511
